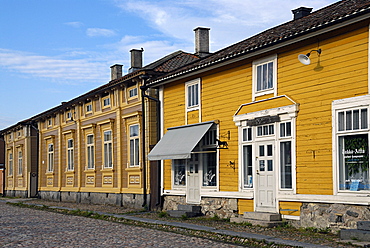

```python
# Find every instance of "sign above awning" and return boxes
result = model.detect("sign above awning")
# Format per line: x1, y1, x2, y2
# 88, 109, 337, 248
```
148, 121, 214, 160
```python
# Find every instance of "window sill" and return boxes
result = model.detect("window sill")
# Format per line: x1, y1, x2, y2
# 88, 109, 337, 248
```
187, 107, 199, 112
65, 170, 75, 174
125, 167, 141, 172
84, 168, 96, 173
45, 172, 54, 176
100, 167, 114, 172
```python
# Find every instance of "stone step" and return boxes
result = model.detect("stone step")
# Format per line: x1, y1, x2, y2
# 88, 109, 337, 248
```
167, 210, 200, 218
357, 221, 370, 231
230, 216, 283, 228
177, 205, 201, 213
340, 229, 370, 242
243, 212, 282, 221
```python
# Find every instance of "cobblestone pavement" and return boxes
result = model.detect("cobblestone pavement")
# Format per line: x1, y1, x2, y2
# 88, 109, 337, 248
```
0, 202, 241, 248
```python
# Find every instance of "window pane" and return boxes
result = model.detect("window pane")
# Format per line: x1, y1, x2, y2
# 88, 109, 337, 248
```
280, 123, 285, 137
257, 65, 262, 91
203, 152, 217, 186
353, 110, 360, 130
361, 109, 368, 129
346, 111, 352, 130
259, 145, 264, 156
267, 62, 273, 89
267, 145, 273, 156
338, 112, 345, 131
262, 63, 268, 89
243, 145, 253, 188
130, 125, 139, 137
267, 160, 273, 171
338, 134, 369, 191
174, 159, 186, 186
194, 84, 198, 106
134, 139, 139, 166
259, 160, 265, 171
263, 125, 268, 135
257, 126, 262, 136
286, 122, 291, 137
280, 141, 292, 189
269, 124, 274, 135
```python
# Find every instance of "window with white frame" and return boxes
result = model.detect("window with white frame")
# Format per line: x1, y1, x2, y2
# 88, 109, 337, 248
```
86, 135, 94, 169
103, 97, 110, 107
86, 103, 92, 113
103, 131, 113, 168
335, 104, 369, 191
8, 153, 13, 176
186, 79, 200, 111
173, 159, 186, 186
253, 55, 277, 98
201, 127, 218, 187
18, 150, 23, 175
66, 112, 72, 120
67, 139, 74, 171
129, 87, 138, 98
48, 144, 54, 172
279, 122, 292, 189
257, 124, 274, 137
129, 125, 139, 167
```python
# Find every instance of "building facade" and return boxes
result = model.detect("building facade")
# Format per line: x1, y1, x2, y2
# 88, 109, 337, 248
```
148, 0, 370, 229
0, 121, 38, 198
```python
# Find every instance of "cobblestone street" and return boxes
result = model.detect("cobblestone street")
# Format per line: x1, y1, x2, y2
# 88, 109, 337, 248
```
0, 202, 241, 248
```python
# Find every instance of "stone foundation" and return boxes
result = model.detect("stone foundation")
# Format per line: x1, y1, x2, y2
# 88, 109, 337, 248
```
300, 203, 370, 232
163, 195, 238, 219
39, 191, 148, 209
5, 190, 28, 198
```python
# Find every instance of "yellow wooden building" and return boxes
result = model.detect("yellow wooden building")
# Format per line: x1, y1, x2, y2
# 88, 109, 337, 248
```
0, 120, 38, 198
148, 0, 370, 228
0, 49, 199, 210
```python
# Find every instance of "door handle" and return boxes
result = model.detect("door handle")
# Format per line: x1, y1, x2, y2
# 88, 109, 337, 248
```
187, 171, 190, 176
256, 170, 259, 175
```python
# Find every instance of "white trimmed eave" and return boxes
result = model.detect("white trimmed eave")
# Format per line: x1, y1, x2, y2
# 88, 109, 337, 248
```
150, 11, 370, 87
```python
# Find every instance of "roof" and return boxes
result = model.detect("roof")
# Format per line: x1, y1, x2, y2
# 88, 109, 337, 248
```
149, 0, 370, 85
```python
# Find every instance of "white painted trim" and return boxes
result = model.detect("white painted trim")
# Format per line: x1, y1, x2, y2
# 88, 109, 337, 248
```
279, 193, 370, 205
282, 215, 300, 220
332, 95, 370, 196
252, 54, 277, 101
159, 86, 165, 197
162, 190, 254, 199
185, 78, 201, 125
234, 103, 299, 125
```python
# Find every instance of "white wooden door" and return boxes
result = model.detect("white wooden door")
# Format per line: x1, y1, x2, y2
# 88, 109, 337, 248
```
186, 154, 200, 204
255, 142, 276, 212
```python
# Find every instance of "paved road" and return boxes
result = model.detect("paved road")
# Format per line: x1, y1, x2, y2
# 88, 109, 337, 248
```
0, 202, 241, 247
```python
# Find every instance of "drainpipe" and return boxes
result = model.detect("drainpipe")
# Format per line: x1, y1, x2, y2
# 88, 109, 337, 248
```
30, 121, 39, 198
140, 75, 161, 209
140, 76, 149, 209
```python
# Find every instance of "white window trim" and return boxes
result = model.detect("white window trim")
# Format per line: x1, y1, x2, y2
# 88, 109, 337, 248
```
252, 54, 277, 101
332, 94, 370, 195
103, 130, 113, 168
235, 103, 298, 194
129, 124, 140, 167
128, 86, 138, 99
185, 78, 201, 112
67, 139, 74, 171
18, 150, 23, 175
86, 134, 95, 169
48, 144, 54, 172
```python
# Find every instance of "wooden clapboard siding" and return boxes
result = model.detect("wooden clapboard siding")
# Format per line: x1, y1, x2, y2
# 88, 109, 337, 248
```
277, 26, 369, 195
279, 201, 301, 216
238, 199, 254, 214
202, 64, 251, 192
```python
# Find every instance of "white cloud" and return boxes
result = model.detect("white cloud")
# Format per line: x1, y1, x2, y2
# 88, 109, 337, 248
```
65, 21, 84, 28
86, 28, 117, 37
116, 0, 338, 50
0, 48, 109, 83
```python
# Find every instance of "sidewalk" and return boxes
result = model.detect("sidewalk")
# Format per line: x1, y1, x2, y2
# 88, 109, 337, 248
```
1, 198, 366, 248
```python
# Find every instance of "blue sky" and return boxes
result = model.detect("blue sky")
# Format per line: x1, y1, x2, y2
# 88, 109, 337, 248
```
0, 0, 337, 130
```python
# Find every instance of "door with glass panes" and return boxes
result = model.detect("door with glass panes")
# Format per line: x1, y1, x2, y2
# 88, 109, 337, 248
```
186, 153, 200, 204
255, 141, 276, 212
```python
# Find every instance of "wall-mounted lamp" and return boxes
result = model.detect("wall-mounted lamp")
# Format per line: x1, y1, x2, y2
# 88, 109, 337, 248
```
298, 49, 322, 65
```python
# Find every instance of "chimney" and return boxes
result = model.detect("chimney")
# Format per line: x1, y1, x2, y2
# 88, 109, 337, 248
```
110, 64, 123, 81
129, 48, 143, 73
194, 27, 210, 57
292, 7, 313, 20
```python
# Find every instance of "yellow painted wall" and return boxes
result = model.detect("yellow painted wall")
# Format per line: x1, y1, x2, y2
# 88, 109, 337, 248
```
238, 199, 254, 214
162, 25, 369, 200
279, 201, 301, 217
